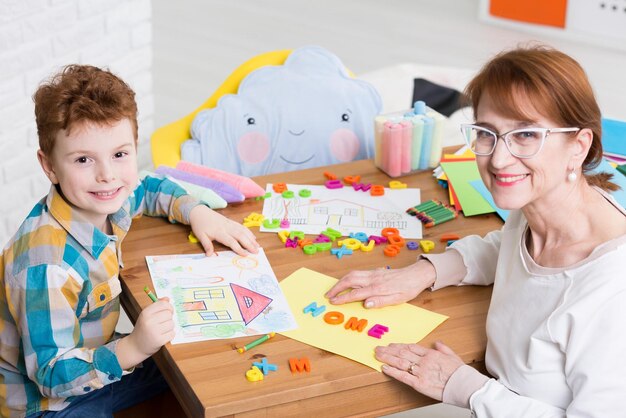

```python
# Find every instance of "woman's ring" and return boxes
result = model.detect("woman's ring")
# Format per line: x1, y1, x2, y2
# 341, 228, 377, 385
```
408, 362, 418, 376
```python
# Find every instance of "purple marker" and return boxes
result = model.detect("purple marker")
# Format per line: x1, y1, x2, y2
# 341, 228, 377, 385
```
155, 166, 244, 203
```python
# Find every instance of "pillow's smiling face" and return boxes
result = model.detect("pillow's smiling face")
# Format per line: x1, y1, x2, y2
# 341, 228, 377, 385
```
186, 46, 382, 176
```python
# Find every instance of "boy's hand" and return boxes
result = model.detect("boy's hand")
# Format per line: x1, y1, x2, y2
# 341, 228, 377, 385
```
132, 298, 175, 355
117, 298, 175, 369
189, 205, 260, 257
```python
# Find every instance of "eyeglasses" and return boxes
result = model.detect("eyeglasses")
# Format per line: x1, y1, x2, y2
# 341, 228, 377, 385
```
460, 124, 580, 158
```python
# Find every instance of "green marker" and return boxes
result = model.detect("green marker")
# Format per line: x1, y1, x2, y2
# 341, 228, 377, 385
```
425, 206, 452, 218
144, 286, 158, 303
414, 200, 439, 212
237, 332, 276, 353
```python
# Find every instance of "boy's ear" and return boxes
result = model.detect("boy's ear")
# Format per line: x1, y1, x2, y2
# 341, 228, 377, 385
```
37, 149, 59, 184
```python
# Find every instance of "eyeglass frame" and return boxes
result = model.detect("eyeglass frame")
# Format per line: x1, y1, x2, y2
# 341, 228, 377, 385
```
460, 124, 580, 158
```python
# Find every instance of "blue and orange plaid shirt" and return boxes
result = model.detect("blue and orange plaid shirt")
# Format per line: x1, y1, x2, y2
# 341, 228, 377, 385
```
0, 175, 202, 417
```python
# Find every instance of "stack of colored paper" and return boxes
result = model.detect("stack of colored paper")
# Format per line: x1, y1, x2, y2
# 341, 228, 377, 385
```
433, 146, 508, 219
434, 139, 626, 219
602, 118, 626, 164
592, 159, 626, 208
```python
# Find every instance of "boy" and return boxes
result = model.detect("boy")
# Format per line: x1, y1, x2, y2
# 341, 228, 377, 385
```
0, 65, 259, 417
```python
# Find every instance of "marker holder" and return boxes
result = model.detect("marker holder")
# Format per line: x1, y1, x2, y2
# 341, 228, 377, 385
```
374, 101, 445, 177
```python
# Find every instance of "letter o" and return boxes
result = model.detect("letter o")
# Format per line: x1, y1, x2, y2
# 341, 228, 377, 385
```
323, 311, 345, 325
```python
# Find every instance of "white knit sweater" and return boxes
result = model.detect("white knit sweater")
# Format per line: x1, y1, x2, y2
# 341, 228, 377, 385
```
426, 190, 626, 417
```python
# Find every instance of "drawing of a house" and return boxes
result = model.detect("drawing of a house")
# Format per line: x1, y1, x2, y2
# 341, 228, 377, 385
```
299, 199, 379, 227
176, 282, 272, 328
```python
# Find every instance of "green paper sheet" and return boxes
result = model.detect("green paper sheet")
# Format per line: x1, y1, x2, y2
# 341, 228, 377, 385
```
439, 161, 495, 216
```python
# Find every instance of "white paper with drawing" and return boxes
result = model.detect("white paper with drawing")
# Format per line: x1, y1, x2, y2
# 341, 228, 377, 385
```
145, 249, 297, 344
260, 184, 422, 238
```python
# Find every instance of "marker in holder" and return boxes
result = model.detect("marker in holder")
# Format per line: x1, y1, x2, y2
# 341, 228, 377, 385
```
374, 101, 445, 177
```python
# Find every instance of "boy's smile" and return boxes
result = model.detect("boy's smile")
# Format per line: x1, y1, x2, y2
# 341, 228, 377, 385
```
38, 118, 138, 232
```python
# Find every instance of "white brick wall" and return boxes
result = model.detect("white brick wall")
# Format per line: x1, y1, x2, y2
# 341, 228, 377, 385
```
0, 0, 154, 247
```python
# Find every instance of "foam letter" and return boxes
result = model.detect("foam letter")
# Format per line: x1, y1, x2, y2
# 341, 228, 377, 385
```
303, 302, 326, 317
289, 357, 311, 373
323, 311, 345, 325
367, 324, 389, 339
344, 317, 368, 332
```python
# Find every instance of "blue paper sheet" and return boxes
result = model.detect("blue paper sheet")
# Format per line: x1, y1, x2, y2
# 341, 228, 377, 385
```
602, 118, 626, 157
468, 159, 626, 221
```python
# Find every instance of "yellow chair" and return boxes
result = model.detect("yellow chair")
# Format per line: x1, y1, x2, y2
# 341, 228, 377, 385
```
150, 50, 292, 169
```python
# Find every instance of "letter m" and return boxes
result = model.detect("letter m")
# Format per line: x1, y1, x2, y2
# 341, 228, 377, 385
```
344, 317, 368, 332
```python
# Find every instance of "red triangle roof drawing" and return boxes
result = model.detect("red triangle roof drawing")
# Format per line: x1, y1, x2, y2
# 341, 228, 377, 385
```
230, 283, 273, 325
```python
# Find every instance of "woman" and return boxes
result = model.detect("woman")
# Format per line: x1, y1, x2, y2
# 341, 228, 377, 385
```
326, 45, 626, 416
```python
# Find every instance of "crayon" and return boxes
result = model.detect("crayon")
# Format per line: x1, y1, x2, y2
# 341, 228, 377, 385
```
399, 120, 413, 174
409, 116, 424, 171
413, 101, 427, 115
176, 161, 265, 198
440, 233, 461, 242
383, 122, 402, 177
418, 115, 434, 169
424, 211, 458, 228
427, 111, 445, 168
420, 208, 455, 222
413, 200, 440, 212
374, 116, 386, 168
413, 101, 434, 169
155, 166, 245, 203
237, 332, 276, 353
144, 286, 158, 303
422, 206, 454, 218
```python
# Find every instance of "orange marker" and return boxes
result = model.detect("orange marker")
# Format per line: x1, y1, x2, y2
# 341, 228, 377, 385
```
440, 233, 460, 242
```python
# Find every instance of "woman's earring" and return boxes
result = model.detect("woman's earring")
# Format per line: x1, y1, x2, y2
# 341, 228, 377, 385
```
567, 170, 577, 183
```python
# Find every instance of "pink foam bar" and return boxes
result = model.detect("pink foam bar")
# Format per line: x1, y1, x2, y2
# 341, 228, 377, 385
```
155, 166, 245, 203
176, 161, 265, 198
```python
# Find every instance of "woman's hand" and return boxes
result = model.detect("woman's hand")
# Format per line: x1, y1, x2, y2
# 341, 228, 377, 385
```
375, 341, 464, 401
325, 259, 436, 308
189, 205, 260, 256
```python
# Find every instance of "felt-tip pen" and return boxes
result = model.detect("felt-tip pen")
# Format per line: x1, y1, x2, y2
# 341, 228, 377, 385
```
237, 332, 276, 353
144, 286, 158, 303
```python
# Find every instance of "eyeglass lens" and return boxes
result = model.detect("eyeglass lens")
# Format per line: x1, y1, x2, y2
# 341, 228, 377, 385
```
464, 127, 544, 157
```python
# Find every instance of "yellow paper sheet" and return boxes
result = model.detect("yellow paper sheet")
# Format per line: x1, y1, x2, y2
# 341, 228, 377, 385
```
444, 148, 475, 159
279, 268, 448, 370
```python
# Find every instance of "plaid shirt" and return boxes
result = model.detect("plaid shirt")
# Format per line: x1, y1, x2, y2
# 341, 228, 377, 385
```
0, 175, 201, 417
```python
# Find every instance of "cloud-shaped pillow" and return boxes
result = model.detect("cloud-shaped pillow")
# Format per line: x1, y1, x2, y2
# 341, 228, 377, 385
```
181, 46, 382, 176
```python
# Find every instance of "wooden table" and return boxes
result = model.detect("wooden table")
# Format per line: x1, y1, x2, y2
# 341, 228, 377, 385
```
119, 159, 502, 418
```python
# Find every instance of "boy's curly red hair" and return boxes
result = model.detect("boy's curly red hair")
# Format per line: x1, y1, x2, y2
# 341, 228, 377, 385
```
34, 64, 138, 156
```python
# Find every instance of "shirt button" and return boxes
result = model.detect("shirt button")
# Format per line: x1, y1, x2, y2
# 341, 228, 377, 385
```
108, 374, 115, 381
83, 386, 91, 392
